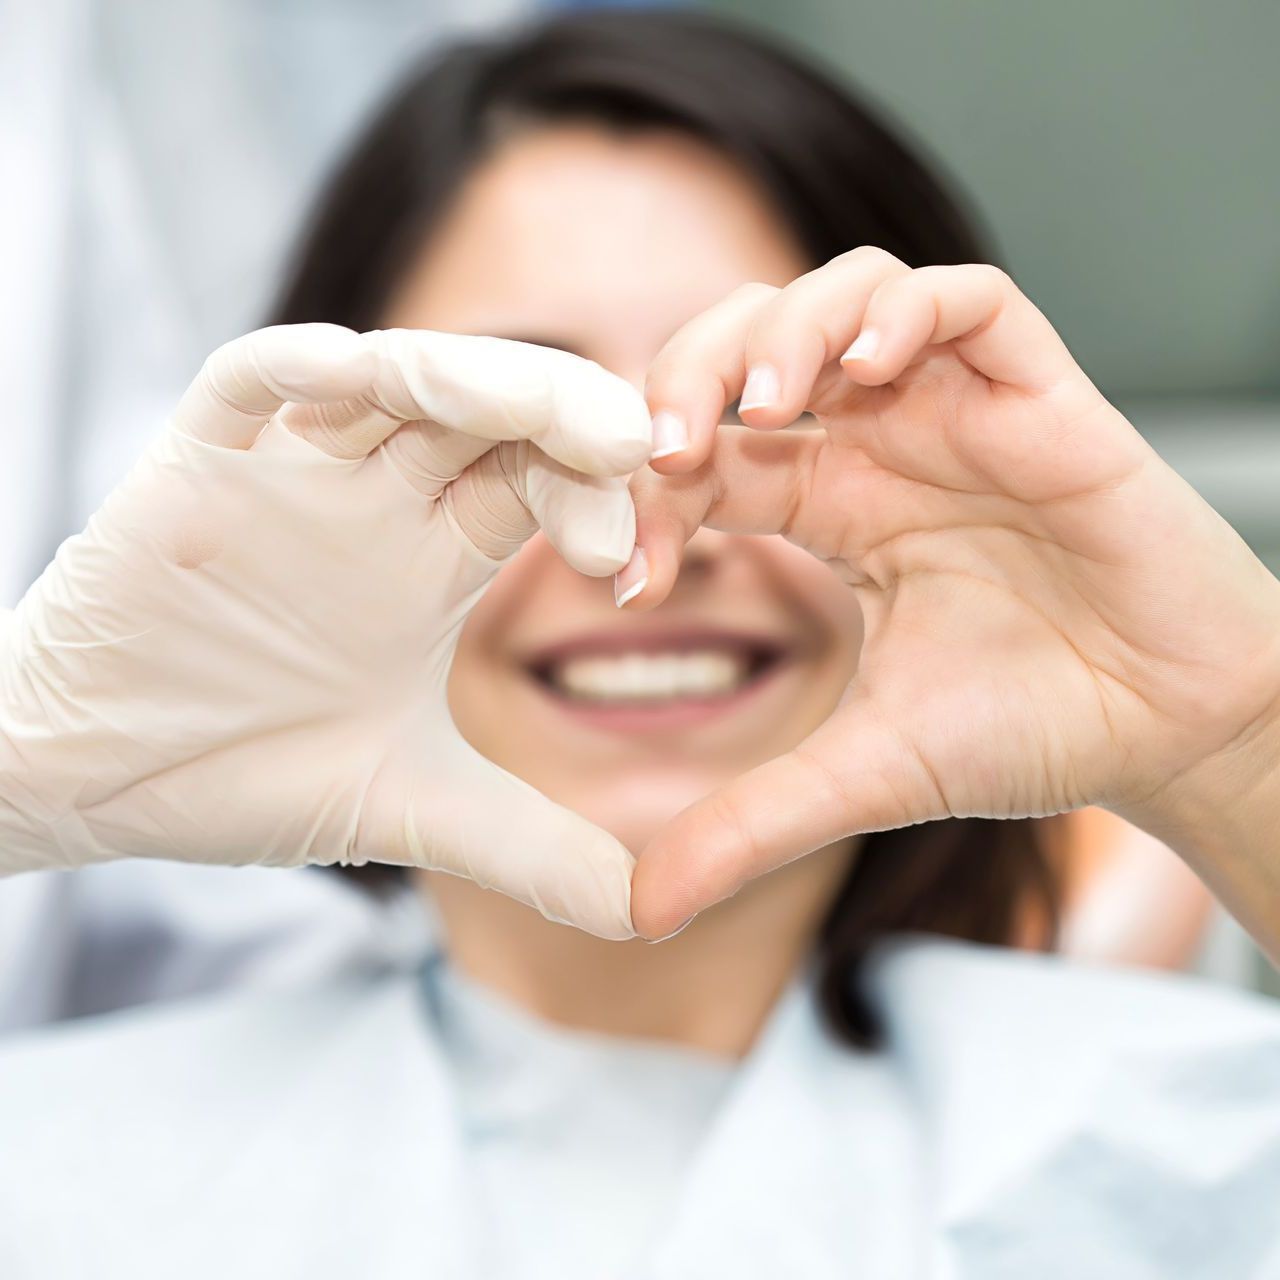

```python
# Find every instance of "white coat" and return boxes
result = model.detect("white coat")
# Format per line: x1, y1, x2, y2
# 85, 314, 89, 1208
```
1, 938, 1277, 1278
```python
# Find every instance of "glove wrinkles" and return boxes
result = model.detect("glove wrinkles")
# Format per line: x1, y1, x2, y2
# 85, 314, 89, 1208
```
0, 324, 651, 939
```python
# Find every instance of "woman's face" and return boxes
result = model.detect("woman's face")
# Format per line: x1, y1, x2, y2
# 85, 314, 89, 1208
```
386, 125, 862, 854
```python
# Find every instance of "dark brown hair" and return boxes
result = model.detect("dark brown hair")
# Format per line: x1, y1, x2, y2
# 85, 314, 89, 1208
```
267, 7, 1058, 1049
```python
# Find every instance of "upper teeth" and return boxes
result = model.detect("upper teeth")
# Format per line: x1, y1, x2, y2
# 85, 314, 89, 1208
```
553, 650, 750, 702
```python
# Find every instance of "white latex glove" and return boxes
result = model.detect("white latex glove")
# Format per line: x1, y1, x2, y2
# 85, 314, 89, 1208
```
0, 324, 651, 938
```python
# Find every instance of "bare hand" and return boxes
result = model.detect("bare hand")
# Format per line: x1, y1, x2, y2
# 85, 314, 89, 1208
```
626, 250, 1280, 941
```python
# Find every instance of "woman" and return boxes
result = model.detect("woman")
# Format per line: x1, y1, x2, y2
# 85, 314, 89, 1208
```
1, 11, 1277, 1277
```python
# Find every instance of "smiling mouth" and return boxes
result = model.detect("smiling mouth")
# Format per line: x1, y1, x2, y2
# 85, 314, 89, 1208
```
526, 634, 788, 709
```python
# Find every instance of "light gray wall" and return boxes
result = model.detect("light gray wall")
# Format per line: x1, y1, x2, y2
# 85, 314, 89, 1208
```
710, 0, 1280, 401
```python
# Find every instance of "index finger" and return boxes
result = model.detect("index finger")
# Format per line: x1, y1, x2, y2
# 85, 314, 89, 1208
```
284, 329, 653, 478
641, 282, 780, 476
621, 424, 823, 609
172, 324, 378, 449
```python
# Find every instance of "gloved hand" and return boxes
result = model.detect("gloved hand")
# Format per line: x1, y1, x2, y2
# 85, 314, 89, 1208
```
0, 323, 651, 938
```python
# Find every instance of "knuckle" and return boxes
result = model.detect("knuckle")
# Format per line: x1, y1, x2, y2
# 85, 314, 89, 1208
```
727, 280, 780, 307
833, 244, 901, 272
966, 262, 1014, 292
869, 270, 919, 305
197, 344, 245, 409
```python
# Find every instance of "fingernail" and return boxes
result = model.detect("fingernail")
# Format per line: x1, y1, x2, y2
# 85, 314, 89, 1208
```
739, 363, 781, 412
650, 410, 689, 459
614, 545, 649, 607
842, 328, 880, 362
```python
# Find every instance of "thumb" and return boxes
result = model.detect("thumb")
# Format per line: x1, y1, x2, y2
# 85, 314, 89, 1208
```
360, 733, 636, 940
630, 699, 944, 939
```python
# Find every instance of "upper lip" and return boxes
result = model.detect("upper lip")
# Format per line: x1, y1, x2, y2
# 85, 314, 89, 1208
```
521, 626, 793, 673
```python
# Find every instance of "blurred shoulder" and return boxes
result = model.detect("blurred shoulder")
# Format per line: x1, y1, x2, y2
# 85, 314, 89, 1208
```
867, 936, 1280, 1054
0, 965, 421, 1089
864, 939, 1280, 1275
0, 969, 429, 1192
0, 968, 453, 1276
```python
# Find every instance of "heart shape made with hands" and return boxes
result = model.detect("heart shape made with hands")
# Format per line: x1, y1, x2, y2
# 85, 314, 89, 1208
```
0, 324, 653, 939
622, 252, 1280, 940
5, 258, 1280, 949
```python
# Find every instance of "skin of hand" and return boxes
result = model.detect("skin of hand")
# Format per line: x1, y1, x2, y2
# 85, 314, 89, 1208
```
0, 323, 651, 939
625, 248, 1280, 949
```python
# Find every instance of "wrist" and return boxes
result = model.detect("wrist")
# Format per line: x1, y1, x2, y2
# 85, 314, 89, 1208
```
1132, 695, 1280, 962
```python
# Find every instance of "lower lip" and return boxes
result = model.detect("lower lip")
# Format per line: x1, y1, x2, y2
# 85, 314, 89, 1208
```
530, 664, 785, 733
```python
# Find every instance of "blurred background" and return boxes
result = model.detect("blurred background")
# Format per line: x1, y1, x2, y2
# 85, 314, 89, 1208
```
2, 0, 1277, 1006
